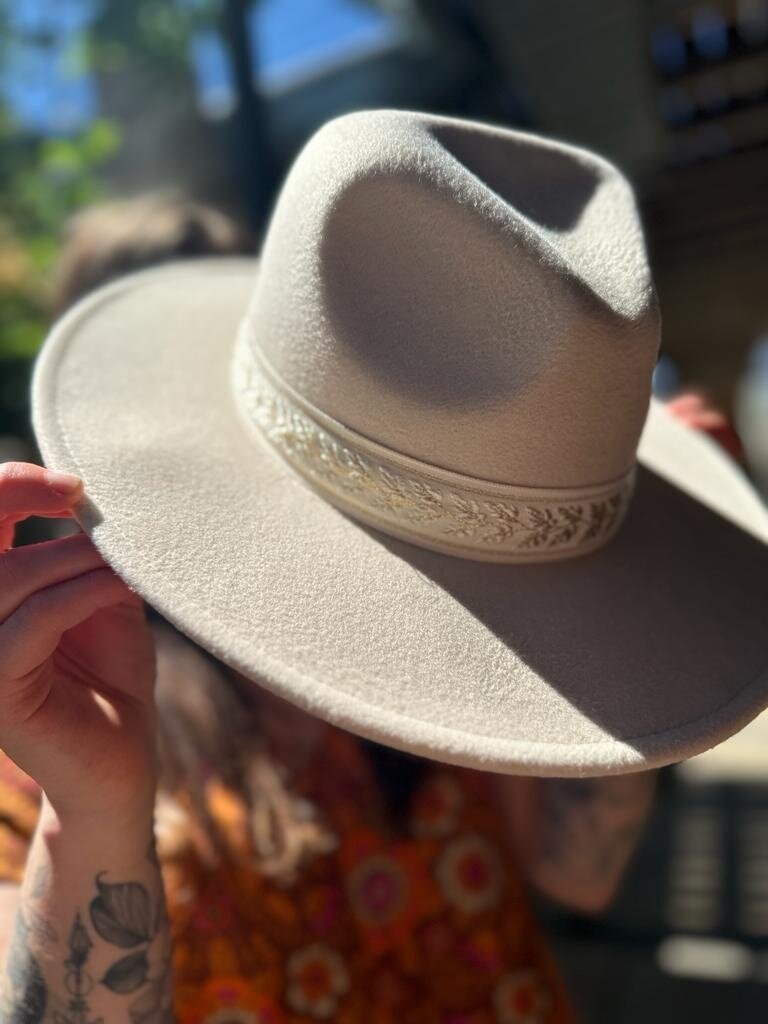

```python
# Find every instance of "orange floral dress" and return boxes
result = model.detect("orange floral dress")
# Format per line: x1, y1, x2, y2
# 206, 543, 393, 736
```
0, 729, 573, 1024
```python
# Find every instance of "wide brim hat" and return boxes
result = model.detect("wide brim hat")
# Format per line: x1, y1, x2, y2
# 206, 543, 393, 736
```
33, 111, 768, 777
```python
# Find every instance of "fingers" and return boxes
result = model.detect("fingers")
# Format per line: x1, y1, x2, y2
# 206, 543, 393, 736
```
0, 462, 83, 513
665, 392, 744, 460
0, 463, 83, 548
0, 462, 83, 551
0, 533, 106, 622
666, 392, 710, 417
0, 568, 133, 680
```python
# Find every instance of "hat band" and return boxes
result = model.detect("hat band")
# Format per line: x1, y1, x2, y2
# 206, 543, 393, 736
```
232, 333, 635, 563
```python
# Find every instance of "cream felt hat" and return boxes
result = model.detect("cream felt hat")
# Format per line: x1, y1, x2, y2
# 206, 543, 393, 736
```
32, 110, 768, 777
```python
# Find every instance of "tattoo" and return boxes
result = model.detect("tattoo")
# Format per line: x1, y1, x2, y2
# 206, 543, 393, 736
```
538, 775, 654, 882
3, 839, 173, 1023
128, 899, 174, 1024
16, 862, 58, 954
55, 912, 100, 1024
25, 908, 58, 955
88, 871, 173, 1022
89, 874, 154, 950
1, 910, 47, 1024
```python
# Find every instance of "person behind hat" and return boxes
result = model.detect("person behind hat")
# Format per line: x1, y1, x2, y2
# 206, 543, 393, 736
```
1, 112, 766, 1022
17, 194, 254, 551
50, 193, 253, 317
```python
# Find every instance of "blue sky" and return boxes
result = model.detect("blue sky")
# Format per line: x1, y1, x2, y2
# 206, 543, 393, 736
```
1, 0, 398, 133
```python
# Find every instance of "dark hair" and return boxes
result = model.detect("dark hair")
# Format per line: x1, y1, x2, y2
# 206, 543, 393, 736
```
53, 195, 425, 879
359, 739, 428, 822
151, 616, 426, 879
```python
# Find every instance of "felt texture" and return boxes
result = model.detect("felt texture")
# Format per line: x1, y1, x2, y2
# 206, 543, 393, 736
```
246, 111, 659, 488
32, 260, 768, 778
232, 337, 637, 563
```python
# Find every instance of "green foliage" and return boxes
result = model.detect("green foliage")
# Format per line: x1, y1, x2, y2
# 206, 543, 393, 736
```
0, 115, 120, 357
90, 0, 221, 76
0, 0, 223, 359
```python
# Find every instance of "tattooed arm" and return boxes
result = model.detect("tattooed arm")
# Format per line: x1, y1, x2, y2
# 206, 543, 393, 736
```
0, 793, 173, 1023
497, 772, 657, 913
0, 464, 168, 1020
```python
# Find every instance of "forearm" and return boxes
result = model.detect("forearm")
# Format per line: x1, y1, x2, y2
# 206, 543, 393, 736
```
0, 793, 173, 1023
528, 772, 657, 912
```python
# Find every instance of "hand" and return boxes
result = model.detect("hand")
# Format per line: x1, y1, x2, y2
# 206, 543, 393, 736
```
665, 390, 743, 461
0, 463, 157, 825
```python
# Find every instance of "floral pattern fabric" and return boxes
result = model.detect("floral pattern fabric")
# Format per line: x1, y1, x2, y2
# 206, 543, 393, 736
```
0, 730, 573, 1024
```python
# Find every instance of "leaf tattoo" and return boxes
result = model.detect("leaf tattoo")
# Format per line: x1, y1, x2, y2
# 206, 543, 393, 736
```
3, 854, 171, 1023
128, 975, 169, 1024
101, 951, 149, 994
90, 865, 172, 1018
89, 874, 153, 947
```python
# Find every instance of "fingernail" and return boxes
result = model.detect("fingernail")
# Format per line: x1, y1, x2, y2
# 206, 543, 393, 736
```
45, 470, 82, 495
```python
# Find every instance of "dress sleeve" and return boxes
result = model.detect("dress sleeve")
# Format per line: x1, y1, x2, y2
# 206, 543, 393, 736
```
0, 753, 42, 885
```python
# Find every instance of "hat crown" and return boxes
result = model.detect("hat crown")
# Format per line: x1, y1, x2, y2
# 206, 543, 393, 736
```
243, 110, 659, 489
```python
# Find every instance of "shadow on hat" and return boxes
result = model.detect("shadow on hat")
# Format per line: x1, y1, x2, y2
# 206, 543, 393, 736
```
32, 110, 768, 777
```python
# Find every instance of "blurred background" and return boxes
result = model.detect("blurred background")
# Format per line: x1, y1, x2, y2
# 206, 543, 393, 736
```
1, 1, 768, 1020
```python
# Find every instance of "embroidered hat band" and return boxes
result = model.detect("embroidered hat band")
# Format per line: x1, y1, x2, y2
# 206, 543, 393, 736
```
32, 111, 768, 775
233, 333, 635, 563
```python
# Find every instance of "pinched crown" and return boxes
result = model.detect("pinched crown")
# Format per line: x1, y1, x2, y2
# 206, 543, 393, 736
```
234, 110, 660, 560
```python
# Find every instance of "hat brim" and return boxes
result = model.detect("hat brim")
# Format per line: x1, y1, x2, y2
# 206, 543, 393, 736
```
32, 260, 768, 777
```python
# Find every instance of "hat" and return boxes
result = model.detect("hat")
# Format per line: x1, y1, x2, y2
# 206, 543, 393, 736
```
32, 110, 768, 777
